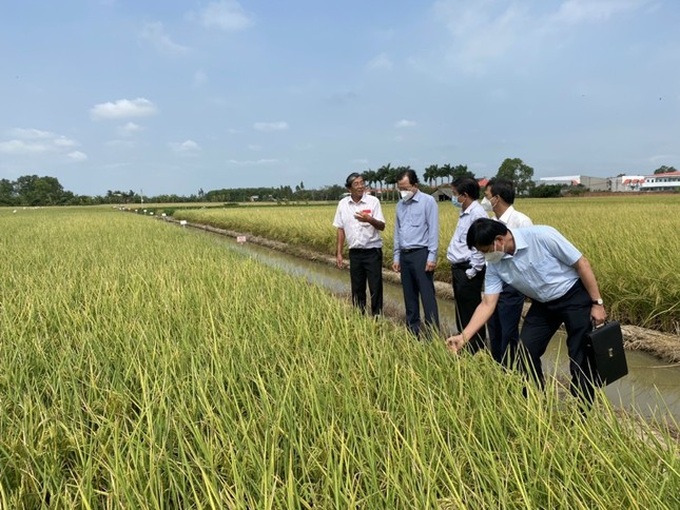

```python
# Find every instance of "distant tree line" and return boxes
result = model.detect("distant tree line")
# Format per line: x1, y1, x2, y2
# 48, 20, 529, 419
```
2, 162, 675, 207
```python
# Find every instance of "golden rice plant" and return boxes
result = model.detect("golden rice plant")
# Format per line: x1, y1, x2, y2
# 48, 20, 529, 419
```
175, 194, 680, 332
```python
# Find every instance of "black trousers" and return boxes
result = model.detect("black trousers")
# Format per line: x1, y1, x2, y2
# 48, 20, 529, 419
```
400, 248, 439, 337
451, 263, 486, 354
519, 280, 597, 403
348, 248, 383, 316
487, 283, 526, 365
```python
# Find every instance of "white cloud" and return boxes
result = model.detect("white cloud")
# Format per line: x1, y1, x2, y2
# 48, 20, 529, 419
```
118, 122, 143, 137
140, 22, 189, 55
395, 119, 417, 128
53, 136, 78, 148
90, 98, 158, 120
253, 121, 289, 132
367, 53, 393, 70
67, 151, 88, 162
0, 140, 50, 154
8, 128, 54, 139
0, 129, 80, 155
227, 158, 279, 165
198, 0, 254, 31
351, 158, 369, 166
551, 0, 653, 25
169, 140, 202, 153
432, 0, 655, 74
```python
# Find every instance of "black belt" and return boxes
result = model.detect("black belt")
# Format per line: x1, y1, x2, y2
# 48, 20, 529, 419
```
451, 261, 471, 269
401, 247, 426, 254
349, 247, 381, 252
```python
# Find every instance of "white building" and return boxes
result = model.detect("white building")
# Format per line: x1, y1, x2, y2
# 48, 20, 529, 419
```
639, 171, 680, 192
609, 175, 646, 192
538, 175, 609, 191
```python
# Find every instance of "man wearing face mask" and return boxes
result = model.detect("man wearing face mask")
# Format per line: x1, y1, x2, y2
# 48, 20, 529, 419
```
392, 169, 440, 337
446, 218, 607, 404
482, 179, 533, 365
445, 177, 488, 353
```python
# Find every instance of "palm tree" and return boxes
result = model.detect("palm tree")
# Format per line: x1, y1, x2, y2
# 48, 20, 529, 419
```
376, 163, 391, 193
423, 164, 439, 187
362, 169, 377, 190
439, 164, 452, 185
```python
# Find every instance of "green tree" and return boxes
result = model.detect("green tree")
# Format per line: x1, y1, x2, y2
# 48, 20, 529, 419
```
496, 158, 535, 195
653, 165, 677, 174
15, 175, 66, 206
0, 178, 16, 206
450, 164, 475, 181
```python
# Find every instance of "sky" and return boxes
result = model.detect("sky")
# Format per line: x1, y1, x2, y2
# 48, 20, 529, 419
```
1, 0, 678, 196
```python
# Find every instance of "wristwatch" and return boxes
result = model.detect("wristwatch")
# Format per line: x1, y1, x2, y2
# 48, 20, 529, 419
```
591, 298, 604, 306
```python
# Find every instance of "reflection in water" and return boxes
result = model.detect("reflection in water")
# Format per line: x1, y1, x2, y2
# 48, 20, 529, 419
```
207, 230, 680, 425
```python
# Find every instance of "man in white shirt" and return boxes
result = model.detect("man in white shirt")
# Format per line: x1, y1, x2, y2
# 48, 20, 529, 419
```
482, 178, 533, 365
333, 173, 386, 316
446, 177, 487, 353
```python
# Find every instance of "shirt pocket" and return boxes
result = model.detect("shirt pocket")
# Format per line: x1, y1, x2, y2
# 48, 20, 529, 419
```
408, 209, 425, 228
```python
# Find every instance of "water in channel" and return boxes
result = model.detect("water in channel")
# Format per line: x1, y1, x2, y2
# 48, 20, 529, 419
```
192, 227, 680, 426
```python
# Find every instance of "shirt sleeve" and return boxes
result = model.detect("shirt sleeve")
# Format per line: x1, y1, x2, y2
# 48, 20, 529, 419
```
484, 262, 504, 295
393, 207, 401, 263
426, 197, 439, 263
542, 226, 582, 266
373, 199, 385, 223
332, 202, 343, 228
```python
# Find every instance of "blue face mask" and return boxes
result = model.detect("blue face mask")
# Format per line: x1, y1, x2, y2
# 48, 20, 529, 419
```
451, 195, 462, 209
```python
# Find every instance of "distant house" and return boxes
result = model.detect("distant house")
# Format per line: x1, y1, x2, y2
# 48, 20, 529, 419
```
538, 175, 609, 191
431, 178, 489, 202
609, 175, 646, 192
639, 171, 680, 192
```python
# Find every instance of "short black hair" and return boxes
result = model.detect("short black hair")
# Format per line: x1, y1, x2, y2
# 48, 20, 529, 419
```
396, 168, 419, 185
487, 178, 515, 204
345, 172, 362, 188
452, 177, 479, 199
466, 218, 508, 249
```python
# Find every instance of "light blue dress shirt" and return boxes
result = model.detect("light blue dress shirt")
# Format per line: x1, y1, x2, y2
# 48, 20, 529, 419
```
446, 199, 487, 271
485, 226, 583, 302
393, 190, 439, 264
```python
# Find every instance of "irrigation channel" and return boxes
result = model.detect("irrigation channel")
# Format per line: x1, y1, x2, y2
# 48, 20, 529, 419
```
176, 220, 680, 427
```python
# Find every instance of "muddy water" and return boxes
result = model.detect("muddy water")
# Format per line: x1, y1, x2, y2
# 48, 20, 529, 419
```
196, 228, 680, 425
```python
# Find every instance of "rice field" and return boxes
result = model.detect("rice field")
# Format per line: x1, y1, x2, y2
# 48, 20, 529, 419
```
175, 194, 680, 333
0, 207, 678, 508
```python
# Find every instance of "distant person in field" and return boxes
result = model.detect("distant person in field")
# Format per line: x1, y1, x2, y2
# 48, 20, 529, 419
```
446, 177, 487, 353
481, 178, 533, 365
333, 172, 386, 316
446, 218, 607, 404
392, 168, 440, 337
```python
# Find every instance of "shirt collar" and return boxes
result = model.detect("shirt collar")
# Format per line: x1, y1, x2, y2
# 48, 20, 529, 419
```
509, 227, 528, 254
461, 199, 482, 216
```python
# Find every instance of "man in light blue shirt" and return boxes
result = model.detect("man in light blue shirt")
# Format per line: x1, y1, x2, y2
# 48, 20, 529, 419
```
392, 169, 439, 337
447, 218, 607, 404
446, 177, 488, 353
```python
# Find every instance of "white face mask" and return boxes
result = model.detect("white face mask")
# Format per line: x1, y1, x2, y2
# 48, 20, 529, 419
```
400, 190, 414, 201
484, 240, 505, 264
481, 197, 493, 212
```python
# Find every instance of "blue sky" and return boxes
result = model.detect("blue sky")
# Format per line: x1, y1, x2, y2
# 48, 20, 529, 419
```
1, 0, 678, 196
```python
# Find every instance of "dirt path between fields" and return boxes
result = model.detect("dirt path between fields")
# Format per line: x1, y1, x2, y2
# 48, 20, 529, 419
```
177, 219, 680, 365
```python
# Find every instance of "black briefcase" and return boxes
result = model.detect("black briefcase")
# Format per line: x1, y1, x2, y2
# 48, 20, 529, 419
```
585, 321, 628, 386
